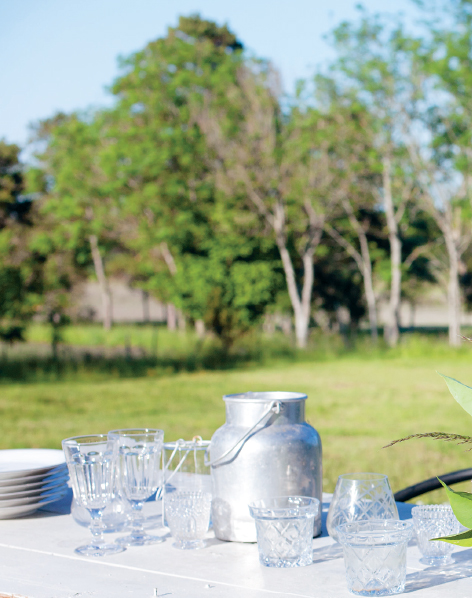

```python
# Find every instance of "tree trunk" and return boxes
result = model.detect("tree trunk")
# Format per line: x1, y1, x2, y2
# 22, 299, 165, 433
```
177, 309, 186, 331
382, 156, 402, 347
195, 319, 205, 338
167, 303, 177, 331
444, 231, 461, 346
89, 234, 112, 330
276, 238, 313, 349
361, 255, 378, 342
142, 290, 150, 323
325, 222, 378, 342
357, 225, 378, 342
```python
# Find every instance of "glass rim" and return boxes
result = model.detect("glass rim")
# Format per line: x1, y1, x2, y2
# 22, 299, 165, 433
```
338, 473, 388, 482
412, 504, 454, 517
62, 434, 109, 446
248, 496, 320, 519
164, 439, 210, 450
108, 428, 164, 438
336, 519, 413, 543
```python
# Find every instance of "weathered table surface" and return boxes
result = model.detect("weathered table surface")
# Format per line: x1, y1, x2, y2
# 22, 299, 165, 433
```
1, 492, 472, 598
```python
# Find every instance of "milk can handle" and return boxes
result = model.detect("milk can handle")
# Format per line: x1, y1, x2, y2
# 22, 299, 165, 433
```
204, 401, 282, 467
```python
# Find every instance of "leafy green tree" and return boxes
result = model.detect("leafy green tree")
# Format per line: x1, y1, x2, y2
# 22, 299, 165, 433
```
0, 141, 43, 344
325, 14, 437, 345
196, 61, 362, 348
100, 15, 280, 345
31, 112, 118, 329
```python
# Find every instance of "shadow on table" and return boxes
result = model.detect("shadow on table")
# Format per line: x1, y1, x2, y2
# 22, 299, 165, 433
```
312, 542, 343, 564
405, 549, 472, 593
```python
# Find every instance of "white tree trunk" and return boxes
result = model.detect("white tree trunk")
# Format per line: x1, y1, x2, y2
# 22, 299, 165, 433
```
195, 319, 206, 338
89, 234, 112, 330
276, 239, 313, 349
167, 303, 177, 331
382, 157, 402, 346
142, 290, 150, 323
325, 222, 378, 341
357, 227, 378, 342
444, 231, 461, 346
177, 309, 186, 331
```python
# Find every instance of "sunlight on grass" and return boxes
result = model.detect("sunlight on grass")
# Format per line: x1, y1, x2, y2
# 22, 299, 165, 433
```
2, 334, 472, 504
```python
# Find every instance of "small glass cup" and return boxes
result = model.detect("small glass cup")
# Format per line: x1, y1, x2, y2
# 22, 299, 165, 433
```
412, 504, 461, 566
164, 490, 212, 549
327, 473, 399, 542
248, 496, 320, 568
337, 519, 413, 596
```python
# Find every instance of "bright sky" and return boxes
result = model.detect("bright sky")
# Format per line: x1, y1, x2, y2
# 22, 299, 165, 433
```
1, 0, 420, 151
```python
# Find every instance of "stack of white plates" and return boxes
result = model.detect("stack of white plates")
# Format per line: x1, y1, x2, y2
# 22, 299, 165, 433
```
0, 449, 69, 519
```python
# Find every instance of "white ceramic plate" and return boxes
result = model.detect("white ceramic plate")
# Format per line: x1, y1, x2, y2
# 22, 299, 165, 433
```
0, 476, 69, 499
0, 464, 67, 488
0, 489, 68, 519
0, 486, 68, 508
0, 449, 65, 480
0, 470, 69, 494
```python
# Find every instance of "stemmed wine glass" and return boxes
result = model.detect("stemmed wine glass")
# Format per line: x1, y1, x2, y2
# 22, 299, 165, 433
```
109, 428, 164, 546
62, 434, 124, 557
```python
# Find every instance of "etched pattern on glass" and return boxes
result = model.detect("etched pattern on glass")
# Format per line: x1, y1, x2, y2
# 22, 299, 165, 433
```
412, 505, 461, 564
327, 474, 398, 542
255, 515, 314, 567
337, 520, 413, 597
343, 541, 408, 596
165, 491, 211, 548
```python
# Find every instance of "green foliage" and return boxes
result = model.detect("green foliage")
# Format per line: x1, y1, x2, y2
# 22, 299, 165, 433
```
0, 141, 45, 342
432, 480, 472, 546
97, 16, 280, 343
440, 373, 472, 417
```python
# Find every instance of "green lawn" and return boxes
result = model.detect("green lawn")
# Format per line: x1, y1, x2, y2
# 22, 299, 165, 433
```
2, 349, 472, 502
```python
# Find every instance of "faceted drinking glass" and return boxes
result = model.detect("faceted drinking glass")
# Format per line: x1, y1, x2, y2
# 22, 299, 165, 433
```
248, 496, 320, 567
337, 519, 414, 596
412, 504, 461, 566
62, 434, 124, 557
109, 428, 164, 546
165, 490, 212, 549
327, 473, 399, 543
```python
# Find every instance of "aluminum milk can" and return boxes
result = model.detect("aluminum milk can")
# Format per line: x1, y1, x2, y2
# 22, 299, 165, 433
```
208, 391, 322, 542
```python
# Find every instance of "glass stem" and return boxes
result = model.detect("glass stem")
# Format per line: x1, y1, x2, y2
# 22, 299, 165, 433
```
89, 508, 105, 544
130, 501, 145, 538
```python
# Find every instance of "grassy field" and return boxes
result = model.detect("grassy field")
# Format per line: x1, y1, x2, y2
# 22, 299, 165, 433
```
1, 327, 472, 503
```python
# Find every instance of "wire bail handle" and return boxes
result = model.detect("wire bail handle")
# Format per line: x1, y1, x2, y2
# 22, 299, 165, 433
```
204, 400, 283, 468
157, 436, 204, 499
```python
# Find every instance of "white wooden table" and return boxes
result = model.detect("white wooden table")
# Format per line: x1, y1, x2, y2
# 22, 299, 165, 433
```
1, 492, 472, 598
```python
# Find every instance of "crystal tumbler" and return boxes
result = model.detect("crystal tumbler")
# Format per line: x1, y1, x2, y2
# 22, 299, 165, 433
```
412, 505, 461, 566
337, 519, 413, 596
248, 496, 320, 568
165, 490, 212, 549
327, 473, 399, 543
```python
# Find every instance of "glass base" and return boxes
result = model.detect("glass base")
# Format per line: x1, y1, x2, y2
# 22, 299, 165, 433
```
75, 542, 125, 557
348, 584, 405, 596
116, 532, 165, 547
420, 555, 453, 567
259, 555, 313, 568
172, 539, 205, 550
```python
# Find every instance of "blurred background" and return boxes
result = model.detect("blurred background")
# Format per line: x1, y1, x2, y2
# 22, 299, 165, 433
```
1, 0, 472, 501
